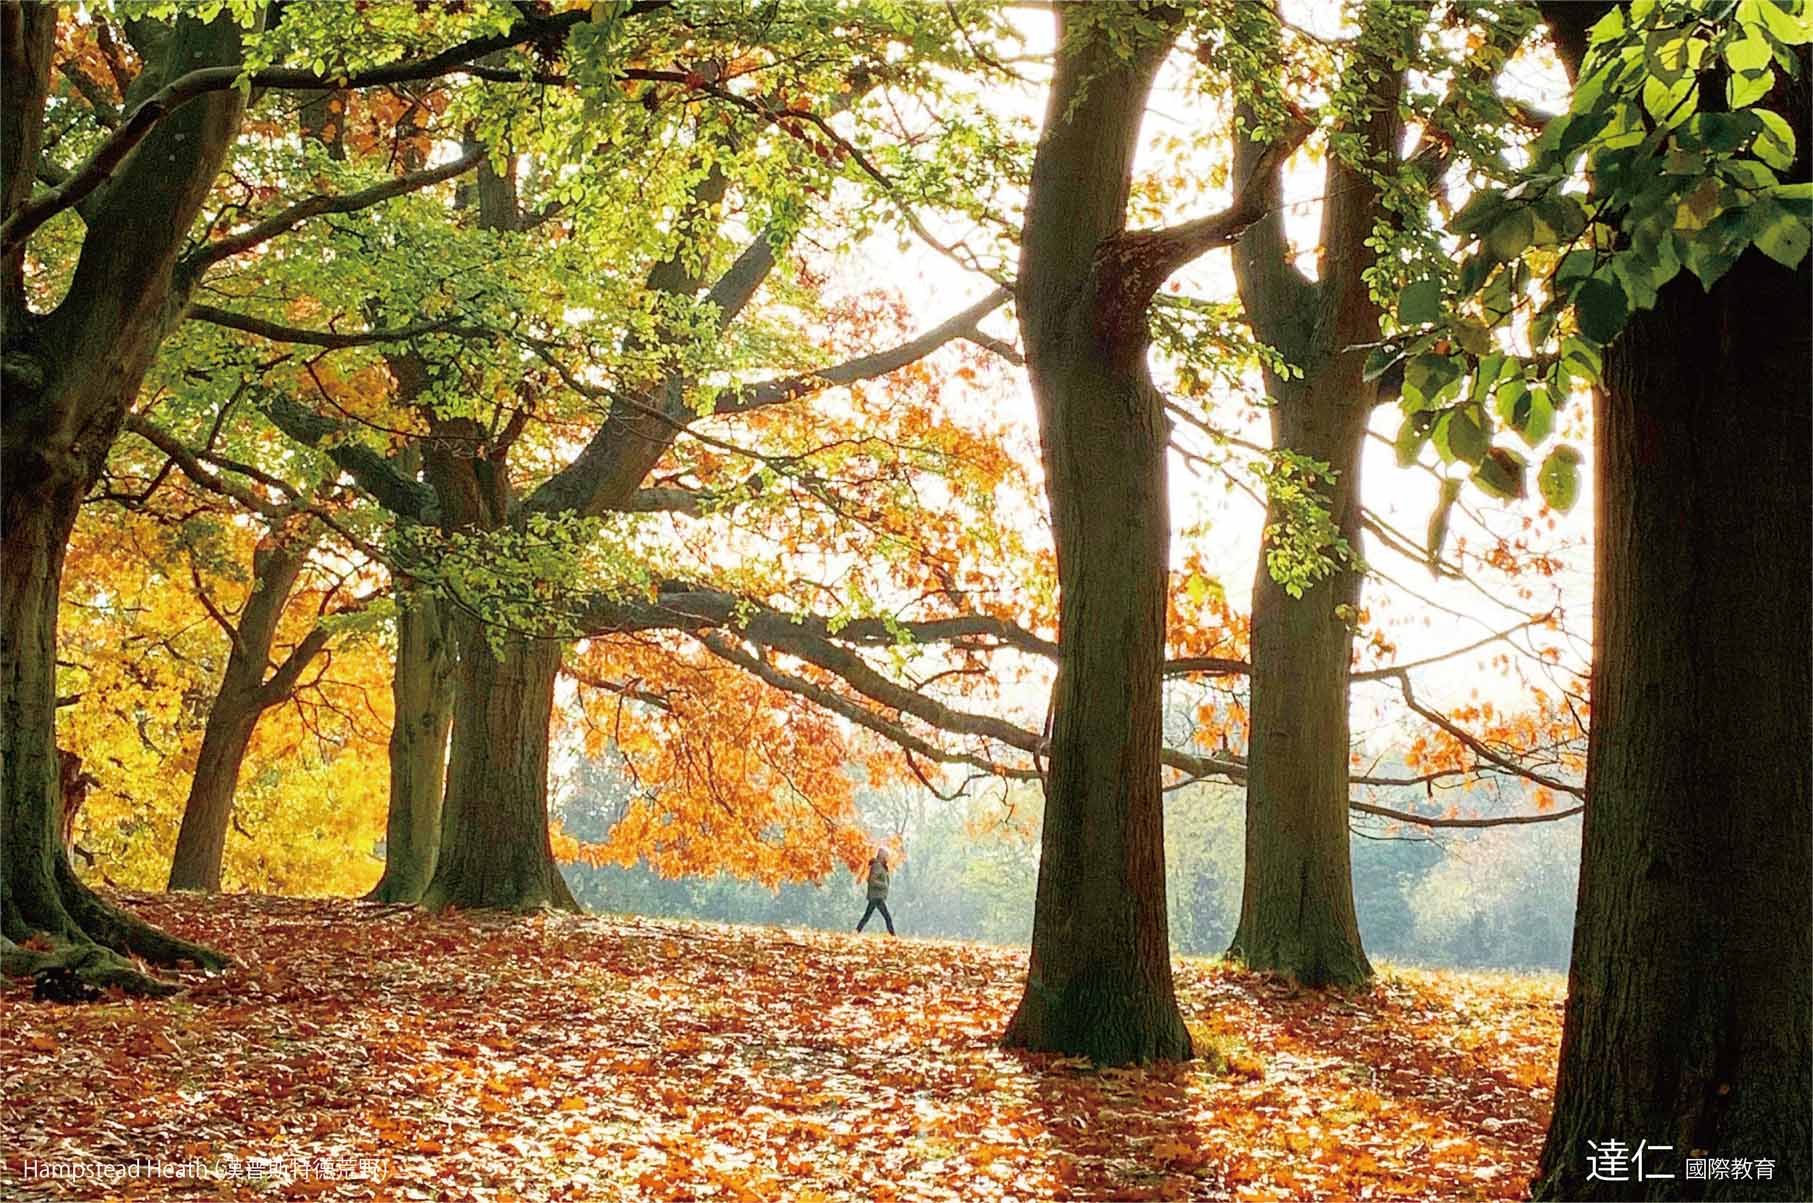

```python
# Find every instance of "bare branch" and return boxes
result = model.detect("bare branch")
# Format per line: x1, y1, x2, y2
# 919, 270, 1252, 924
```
710, 288, 1011, 415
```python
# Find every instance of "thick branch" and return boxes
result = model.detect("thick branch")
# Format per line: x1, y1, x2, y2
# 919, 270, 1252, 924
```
187, 303, 484, 348
697, 632, 1037, 780
1094, 114, 1311, 340
256, 391, 435, 522
258, 623, 336, 707
0, 6, 675, 250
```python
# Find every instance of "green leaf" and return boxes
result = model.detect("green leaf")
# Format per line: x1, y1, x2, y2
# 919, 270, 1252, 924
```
1562, 336, 1603, 381
1395, 411, 1436, 467
1473, 447, 1528, 501
1681, 227, 1747, 287
1453, 317, 1493, 356
1538, 445, 1583, 512
1436, 406, 1489, 466
1756, 0, 1813, 45
1554, 249, 1599, 289
1726, 33, 1774, 71
1363, 344, 1405, 383
1532, 195, 1589, 243
1755, 109, 1798, 170
1397, 279, 1443, 326
1642, 74, 1698, 126
1587, 6, 1625, 42
1573, 276, 1629, 344
1457, 252, 1494, 297
1453, 188, 1509, 236
1404, 354, 1463, 410
1498, 379, 1555, 446
1727, 66, 1775, 109
1521, 386, 1556, 447
1485, 208, 1536, 261
1754, 204, 1813, 266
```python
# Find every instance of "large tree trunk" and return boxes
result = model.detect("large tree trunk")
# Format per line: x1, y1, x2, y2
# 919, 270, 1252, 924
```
1000, 8, 1191, 1065
1530, 11, 1811, 1197
2, 452, 225, 990
367, 588, 454, 902
421, 619, 576, 911
1532, 236, 1811, 1203
1, 7, 248, 990
1222, 24, 1405, 987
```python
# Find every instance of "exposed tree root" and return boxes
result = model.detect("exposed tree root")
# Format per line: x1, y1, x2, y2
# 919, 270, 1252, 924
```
3, 861, 231, 999
0, 935, 181, 998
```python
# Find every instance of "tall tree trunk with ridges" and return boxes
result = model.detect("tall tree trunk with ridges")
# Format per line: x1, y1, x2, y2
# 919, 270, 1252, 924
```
1531, 7, 1811, 1197
366, 588, 454, 903
1000, 7, 1191, 1066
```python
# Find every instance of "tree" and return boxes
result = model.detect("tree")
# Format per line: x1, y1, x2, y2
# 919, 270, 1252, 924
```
1213, 0, 1560, 987
1221, 7, 1405, 988
4, 3, 253, 989
142, 490, 367, 893
214, 6, 1020, 910
2, 0, 666, 989
999, 2, 1307, 1064
1527, 4, 1812, 1198
1371, 0, 1810, 1193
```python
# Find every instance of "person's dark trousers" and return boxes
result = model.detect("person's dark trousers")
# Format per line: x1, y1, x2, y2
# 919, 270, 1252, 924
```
857, 900, 895, 935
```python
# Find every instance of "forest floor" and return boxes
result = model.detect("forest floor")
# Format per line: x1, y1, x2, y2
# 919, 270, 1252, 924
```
4, 892, 1563, 1202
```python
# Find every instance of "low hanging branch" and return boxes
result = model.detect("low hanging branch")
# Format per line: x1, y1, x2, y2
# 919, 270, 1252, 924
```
570, 583, 1582, 831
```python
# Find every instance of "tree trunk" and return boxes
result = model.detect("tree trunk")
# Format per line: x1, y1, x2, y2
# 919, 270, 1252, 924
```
1529, 10, 1811, 1196
1531, 248, 1811, 1203
1, 7, 247, 991
421, 618, 577, 912
1000, 9, 1191, 1065
1230, 407, 1372, 986
2, 467, 225, 990
167, 531, 315, 892
367, 588, 454, 902
1222, 25, 1405, 987
3, 482, 86, 943
165, 697, 260, 892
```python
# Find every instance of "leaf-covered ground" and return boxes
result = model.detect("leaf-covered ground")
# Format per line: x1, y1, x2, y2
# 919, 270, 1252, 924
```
4, 893, 1563, 1201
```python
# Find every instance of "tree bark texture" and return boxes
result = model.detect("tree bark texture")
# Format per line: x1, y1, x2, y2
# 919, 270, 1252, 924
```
1531, 11, 1811, 1197
366, 587, 454, 902
1000, 7, 1192, 1065
2, 6, 247, 990
1227, 30, 1406, 986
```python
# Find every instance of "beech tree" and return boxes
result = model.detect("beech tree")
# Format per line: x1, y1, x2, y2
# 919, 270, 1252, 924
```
1372, 0, 1810, 1194
1, 0, 671, 990
1218, 1, 1556, 986
999, 3, 1310, 1065
1530, 4, 1811, 1198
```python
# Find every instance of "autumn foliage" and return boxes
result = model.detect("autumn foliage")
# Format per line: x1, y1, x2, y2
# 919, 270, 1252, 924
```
4, 892, 1563, 1202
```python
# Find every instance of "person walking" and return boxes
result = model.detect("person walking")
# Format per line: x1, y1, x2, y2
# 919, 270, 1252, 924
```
856, 849, 895, 935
